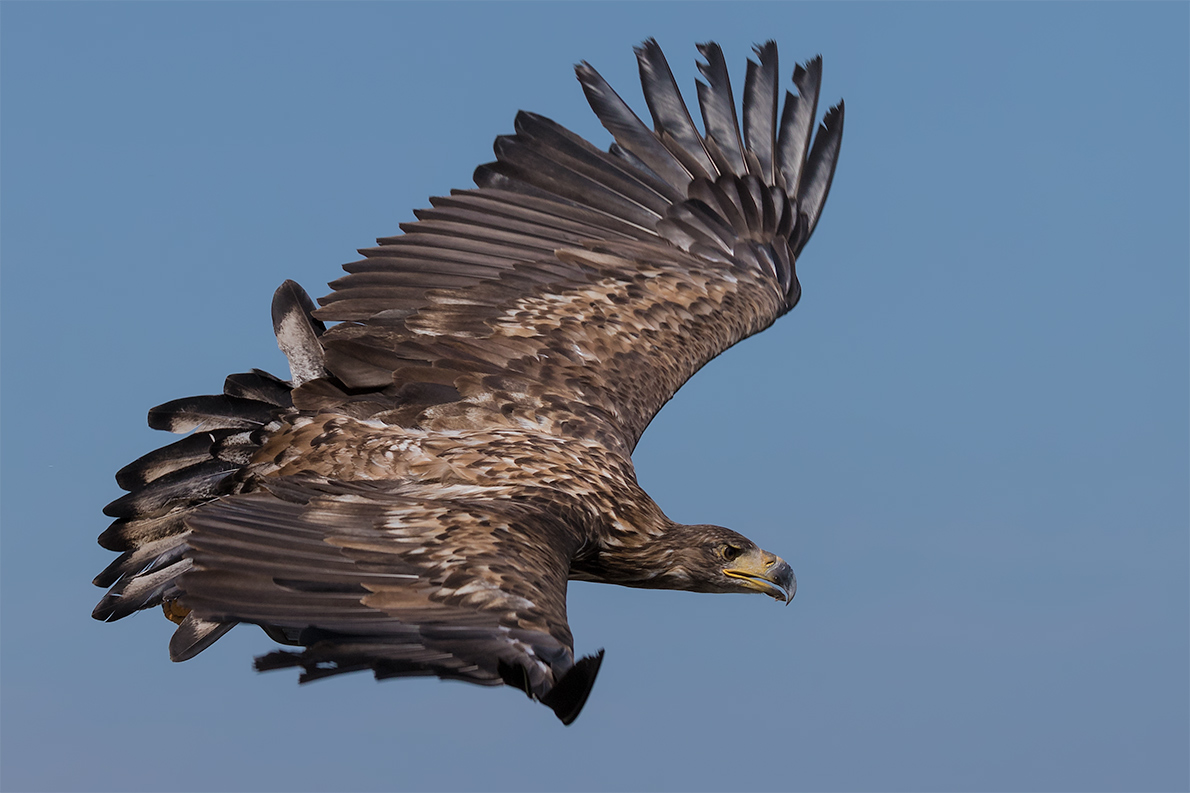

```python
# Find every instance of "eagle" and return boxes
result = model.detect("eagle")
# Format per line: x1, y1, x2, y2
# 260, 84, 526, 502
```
92, 39, 843, 725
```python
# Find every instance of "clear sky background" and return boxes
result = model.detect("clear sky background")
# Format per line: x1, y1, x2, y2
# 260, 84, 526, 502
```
2, 3, 1186, 792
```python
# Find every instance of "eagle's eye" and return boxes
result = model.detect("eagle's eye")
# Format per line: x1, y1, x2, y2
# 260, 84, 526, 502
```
721, 544, 744, 562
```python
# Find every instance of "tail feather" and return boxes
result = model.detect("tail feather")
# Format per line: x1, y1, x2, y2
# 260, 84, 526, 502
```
92, 558, 192, 622
147, 395, 279, 434
115, 430, 242, 490
93, 281, 327, 660
209, 430, 263, 466
103, 459, 241, 520
93, 533, 188, 588
97, 510, 186, 553
223, 369, 294, 405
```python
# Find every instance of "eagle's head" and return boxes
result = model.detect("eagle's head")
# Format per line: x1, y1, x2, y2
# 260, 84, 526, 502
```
657, 524, 796, 603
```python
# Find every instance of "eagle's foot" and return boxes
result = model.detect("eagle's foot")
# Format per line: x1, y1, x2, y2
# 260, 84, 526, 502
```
162, 599, 190, 625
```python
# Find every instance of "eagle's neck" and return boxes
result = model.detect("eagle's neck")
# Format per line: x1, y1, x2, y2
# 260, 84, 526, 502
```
570, 506, 695, 590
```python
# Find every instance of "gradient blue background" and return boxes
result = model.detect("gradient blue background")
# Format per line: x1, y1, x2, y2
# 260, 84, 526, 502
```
2, 3, 1187, 791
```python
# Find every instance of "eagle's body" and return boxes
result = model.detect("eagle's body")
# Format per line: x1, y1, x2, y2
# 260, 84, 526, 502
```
93, 40, 843, 724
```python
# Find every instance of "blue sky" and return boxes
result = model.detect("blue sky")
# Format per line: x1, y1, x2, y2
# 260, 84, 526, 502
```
2, 3, 1186, 791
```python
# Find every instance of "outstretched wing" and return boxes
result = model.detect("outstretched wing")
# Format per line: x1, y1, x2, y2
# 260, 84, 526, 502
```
303, 41, 844, 453
173, 476, 604, 724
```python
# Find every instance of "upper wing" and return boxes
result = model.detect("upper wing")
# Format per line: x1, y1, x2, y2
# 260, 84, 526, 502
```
173, 476, 604, 724
302, 41, 844, 454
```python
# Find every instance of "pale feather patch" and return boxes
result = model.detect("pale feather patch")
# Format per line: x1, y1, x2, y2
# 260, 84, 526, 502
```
275, 311, 324, 386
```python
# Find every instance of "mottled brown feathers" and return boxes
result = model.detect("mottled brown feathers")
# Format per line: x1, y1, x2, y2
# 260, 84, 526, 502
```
93, 40, 843, 724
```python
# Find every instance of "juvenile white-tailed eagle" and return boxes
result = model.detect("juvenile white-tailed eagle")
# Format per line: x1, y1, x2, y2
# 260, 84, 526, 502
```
93, 40, 843, 724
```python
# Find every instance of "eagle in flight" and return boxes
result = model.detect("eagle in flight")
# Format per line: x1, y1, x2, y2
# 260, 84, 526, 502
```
93, 40, 843, 725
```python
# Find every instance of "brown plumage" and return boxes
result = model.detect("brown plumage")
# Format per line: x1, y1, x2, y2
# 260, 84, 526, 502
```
92, 39, 844, 724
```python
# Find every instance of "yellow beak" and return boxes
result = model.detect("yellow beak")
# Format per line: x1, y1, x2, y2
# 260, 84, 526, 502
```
724, 549, 796, 603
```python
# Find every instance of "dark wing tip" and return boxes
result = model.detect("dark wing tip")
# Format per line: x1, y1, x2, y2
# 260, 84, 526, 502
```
792, 54, 824, 84
753, 39, 778, 58
633, 37, 660, 57
541, 648, 606, 725
795, 98, 845, 255
255, 649, 301, 672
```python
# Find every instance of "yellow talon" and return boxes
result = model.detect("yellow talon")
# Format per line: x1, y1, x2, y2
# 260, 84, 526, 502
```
162, 599, 190, 625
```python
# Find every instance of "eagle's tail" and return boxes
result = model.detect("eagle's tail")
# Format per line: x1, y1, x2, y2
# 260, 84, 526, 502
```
91, 281, 325, 661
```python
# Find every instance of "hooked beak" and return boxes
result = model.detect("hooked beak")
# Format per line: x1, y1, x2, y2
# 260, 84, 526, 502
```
723, 550, 796, 604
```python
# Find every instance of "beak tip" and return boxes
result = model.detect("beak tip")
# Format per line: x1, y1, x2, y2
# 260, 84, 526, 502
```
782, 565, 796, 605
775, 559, 794, 602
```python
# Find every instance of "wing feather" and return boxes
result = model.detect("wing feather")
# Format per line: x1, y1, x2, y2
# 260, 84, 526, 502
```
795, 101, 846, 252
303, 42, 844, 452
634, 38, 718, 181
695, 42, 747, 177
173, 478, 599, 717
743, 41, 780, 184
776, 56, 823, 196
575, 60, 693, 189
